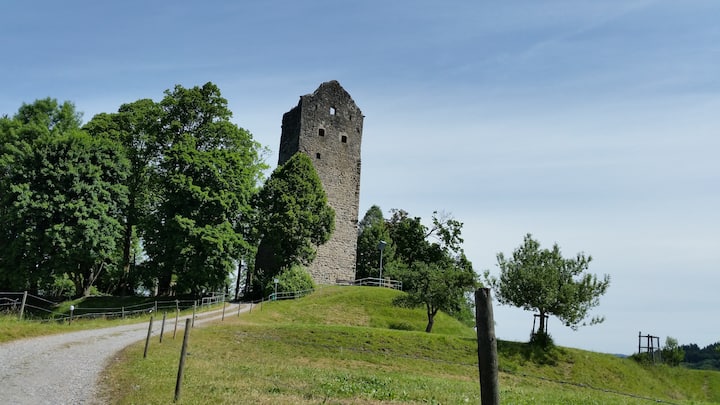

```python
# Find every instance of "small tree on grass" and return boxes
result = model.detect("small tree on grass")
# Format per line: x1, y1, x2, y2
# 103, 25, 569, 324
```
486, 233, 610, 340
393, 260, 477, 333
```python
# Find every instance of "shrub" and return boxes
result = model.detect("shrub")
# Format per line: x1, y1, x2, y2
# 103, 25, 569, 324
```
529, 332, 555, 350
266, 264, 315, 296
662, 337, 685, 366
51, 274, 76, 299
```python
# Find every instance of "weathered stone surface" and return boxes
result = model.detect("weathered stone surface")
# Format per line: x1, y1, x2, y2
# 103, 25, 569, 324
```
278, 81, 363, 284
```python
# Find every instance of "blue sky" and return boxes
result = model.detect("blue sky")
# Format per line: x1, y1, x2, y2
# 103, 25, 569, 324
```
2, 1, 718, 354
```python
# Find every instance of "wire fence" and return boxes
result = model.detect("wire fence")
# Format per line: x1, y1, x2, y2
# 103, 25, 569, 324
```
343, 277, 403, 290
3, 287, 687, 403
0, 291, 228, 322
230, 329, 685, 405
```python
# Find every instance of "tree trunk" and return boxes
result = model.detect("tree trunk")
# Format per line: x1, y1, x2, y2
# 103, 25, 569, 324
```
425, 308, 438, 333
81, 262, 105, 297
425, 315, 434, 333
120, 216, 133, 297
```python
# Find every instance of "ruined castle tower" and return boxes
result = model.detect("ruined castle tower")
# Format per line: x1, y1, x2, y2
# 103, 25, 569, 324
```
278, 81, 363, 284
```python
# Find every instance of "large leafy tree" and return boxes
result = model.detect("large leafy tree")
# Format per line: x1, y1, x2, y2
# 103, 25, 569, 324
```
84, 99, 163, 294
252, 152, 335, 295
0, 99, 129, 295
486, 233, 610, 335
143, 83, 266, 296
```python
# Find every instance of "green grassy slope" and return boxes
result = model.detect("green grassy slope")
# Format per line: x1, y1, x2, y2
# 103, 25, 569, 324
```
100, 286, 720, 404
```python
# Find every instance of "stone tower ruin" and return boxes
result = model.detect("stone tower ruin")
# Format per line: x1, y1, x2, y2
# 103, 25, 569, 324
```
278, 80, 363, 284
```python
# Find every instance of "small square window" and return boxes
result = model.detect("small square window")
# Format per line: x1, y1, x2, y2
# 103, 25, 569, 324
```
341, 135, 348, 143
330, 107, 336, 115
318, 128, 325, 136
316, 153, 321, 159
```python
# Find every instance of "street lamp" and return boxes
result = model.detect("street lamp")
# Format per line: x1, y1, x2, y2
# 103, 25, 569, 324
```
377, 240, 387, 286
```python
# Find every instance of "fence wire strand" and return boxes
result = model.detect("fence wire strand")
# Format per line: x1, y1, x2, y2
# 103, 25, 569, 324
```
232, 330, 685, 405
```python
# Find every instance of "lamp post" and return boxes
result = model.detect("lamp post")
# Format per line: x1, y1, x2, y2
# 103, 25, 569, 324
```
377, 240, 387, 286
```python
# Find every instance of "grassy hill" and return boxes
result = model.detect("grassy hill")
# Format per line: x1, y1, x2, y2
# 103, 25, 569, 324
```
100, 286, 720, 404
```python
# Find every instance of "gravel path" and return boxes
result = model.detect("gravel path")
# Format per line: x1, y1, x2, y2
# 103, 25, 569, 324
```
0, 303, 250, 405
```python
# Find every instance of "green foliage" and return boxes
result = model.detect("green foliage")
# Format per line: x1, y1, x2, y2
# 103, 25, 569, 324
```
681, 341, 720, 370
252, 152, 334, 293
51, 273, 76, 299
529, 331, 556, 350
1, 84, 266, 297
357, 206, 477, 332
265, 264, 315, 294
486, 233, 610, 335
140, 82, 266, 296
663, 336, 685, 367
0, 100, 129, 295
392, 261, 477, 332
84, 98, 164, 295
355, 205, 395, 279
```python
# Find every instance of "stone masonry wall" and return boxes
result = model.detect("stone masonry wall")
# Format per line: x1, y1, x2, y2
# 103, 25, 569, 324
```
278, 81, 363, 284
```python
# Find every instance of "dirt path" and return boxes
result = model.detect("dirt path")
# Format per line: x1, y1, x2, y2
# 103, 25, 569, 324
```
0, 303, 250, 405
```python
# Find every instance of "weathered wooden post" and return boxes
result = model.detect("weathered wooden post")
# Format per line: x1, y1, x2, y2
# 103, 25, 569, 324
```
174, 318, 192, 402
221, 301, 226, 321
475, 288, 499, 405
160, 312, 167, 343
18, 291, 28, 321
173, 308, 179, 339
143, 316, 154, 359
191, 302, 196, 328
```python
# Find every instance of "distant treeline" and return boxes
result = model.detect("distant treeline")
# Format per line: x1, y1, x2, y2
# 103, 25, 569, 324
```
681, 342, 720, 370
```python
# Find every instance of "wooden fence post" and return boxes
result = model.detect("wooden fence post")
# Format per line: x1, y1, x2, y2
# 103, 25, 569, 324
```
160, 312, 167, 343
173, 308, 179, 339
475, 288, 499, 405
175, 318, 192, 402
18, 291, 28, 321
221, 301, 226, 321
191, 302, 196, 328
143, 316, 153, 359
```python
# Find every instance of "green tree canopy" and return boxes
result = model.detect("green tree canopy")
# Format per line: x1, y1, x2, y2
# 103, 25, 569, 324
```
377, 209, 476, 332
84, 98, 164, 294
1, 84, 266, 298
0, 99, 129, 295
144, 82, 266, 296
252, 152, 334, 295
355, 205, 395, 280
393, 259, 476, 332
486, 233, 610, 335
